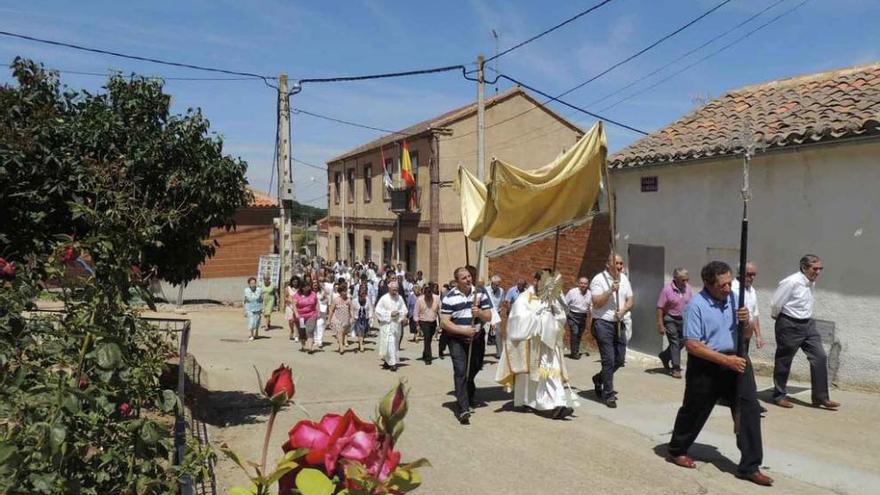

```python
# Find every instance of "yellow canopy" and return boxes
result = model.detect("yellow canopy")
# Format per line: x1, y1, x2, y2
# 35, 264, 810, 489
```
454, 121, 607, 240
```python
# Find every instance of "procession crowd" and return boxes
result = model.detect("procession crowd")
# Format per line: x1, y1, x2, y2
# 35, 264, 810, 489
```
239, 253, 837, 488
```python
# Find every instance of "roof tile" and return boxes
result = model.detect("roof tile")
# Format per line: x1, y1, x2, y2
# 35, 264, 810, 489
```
610, 62, 880, 168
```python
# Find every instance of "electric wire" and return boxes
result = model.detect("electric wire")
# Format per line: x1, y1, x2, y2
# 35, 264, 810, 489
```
293, 108, 415, 137
298, 64, 465, 85
442, 0, 734, 141
0, 29, 274, 80
52, 68, 264, 81
484, 0, 615, 63
597, 0, 811, 112
292, 157, 326, 171
586, 0, 790, 109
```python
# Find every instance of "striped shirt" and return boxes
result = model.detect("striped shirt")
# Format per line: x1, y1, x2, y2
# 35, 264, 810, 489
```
440, 286, 492, 327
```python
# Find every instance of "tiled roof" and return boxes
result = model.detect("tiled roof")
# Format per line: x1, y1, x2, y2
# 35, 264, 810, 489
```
248, 187, 278, 208
610, 62, 880, 169
328, 87, 581, 164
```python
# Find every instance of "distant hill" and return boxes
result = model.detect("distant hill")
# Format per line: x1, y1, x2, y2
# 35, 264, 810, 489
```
291, 201, 326, 223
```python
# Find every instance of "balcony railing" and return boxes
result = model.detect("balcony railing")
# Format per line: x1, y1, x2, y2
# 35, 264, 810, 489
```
389, 186, 421, 214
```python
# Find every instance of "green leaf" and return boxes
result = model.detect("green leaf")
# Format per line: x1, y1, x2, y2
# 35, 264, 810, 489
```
139, 420, 163, 446
296, 468, 335, 495
49, 424, 67, 454
387, 467, 422, 492
95, 342, 122, 369
228, 487, 255, 495
0, 442, 20, 473
161, 389, 180, 413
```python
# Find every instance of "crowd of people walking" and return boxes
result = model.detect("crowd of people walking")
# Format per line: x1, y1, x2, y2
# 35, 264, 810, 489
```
240, 252, 838, 487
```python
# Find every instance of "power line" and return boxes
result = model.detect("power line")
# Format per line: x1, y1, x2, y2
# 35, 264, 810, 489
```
452, 0, 791, 148
299, 64, 465, 85
598, 0, 811, 112
293, 108, 414, 136
444, 0, 732, 141
553, 0, 733, 101
0, 29, 274, 80
292, 157, 326, 171
485, 0, 615, 63
52, 68, 264, 81
497, 75, 648, 135
585, 0, 789, 108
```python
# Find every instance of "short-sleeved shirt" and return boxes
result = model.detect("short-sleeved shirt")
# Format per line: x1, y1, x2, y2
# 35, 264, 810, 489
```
293, 290, 319, 320
656, 281, 693, 317
564, 287, 592, 314
731, 279, 758, 325
589, 271, 633, 322
486, 285, 505, 310
440, 286, 493, 330
504, 286, 523, 305
683, 289, 737, 353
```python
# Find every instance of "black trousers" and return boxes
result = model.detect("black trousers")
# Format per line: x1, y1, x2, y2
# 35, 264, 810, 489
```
419, 321, 437, 362
773, 315, 830, 402
591, 319, 627, 399
438, 330, 449, 357
448, 331, 486, 416
668, 354, 763, 475
566, 312, 588, 356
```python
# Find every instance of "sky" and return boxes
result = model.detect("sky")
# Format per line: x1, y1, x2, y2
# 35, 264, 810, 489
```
2, 0, 878, 208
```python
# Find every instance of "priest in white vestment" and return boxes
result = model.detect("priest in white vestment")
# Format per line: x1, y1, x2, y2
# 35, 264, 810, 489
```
496, 271, 575, 419
375, 281, 408, 372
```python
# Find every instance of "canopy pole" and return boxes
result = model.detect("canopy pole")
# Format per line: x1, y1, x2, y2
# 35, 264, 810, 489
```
552, 226, 561, 272
464, 236, 470, 267
601, 159, 621, 337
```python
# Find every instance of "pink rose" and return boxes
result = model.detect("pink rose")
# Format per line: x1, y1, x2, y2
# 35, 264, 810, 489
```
282, 409, 377, 476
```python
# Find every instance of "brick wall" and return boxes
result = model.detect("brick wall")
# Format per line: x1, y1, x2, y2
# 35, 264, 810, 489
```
488, 214, 612, 351
488, 214, 611, 289
200, 208, 276, 279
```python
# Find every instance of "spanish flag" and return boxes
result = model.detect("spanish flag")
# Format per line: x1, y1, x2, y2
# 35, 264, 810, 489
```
401, 141, 418, 210
400, 141, 416, 187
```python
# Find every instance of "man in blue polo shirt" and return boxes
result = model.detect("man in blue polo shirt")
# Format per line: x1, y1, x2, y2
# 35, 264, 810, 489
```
666, 261, 772, 487
440, 266, 493, 425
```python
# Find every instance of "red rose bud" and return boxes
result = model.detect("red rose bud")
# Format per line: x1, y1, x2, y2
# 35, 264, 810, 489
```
0, 258, 15, 280
130, 264, 142, 275
78, 375, 90, 390
61, 244, 77, 264
119, 402, 132, 417
379, 379, 408, 422
265, 364, 295, 405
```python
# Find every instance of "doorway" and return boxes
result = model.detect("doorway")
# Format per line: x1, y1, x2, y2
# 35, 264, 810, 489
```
627, 244, 665, 355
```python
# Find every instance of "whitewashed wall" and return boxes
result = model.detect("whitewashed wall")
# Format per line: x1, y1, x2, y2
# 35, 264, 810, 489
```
612, 139, 880, 391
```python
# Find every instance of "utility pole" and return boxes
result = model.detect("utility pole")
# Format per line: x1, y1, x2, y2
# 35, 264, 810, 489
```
475, 55, 487, 282
276, 74, 294, 287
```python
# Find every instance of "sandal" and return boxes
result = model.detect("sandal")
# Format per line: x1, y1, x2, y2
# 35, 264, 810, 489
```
667, 455, 696, 469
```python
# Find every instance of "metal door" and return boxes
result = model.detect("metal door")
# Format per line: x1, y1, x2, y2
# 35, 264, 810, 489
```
627, 244, 665, 354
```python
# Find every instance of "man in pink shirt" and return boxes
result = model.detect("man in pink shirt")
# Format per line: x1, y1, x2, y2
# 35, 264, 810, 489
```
656, 268, 693, 378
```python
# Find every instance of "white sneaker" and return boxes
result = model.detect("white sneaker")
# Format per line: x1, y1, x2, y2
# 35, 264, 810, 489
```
248, 336, 255, 341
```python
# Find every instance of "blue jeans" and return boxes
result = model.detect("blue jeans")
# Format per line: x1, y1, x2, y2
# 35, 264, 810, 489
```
592, 319, 627, 400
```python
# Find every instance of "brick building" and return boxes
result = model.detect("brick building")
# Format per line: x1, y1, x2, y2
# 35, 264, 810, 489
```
325, 87, 582, 282
158, 187, 279, 302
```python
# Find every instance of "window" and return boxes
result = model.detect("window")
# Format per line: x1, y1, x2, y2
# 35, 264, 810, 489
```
347, 168, 355, 203
641, 176, 658, 192
383, 157, 394, 201
409, 151, 419, 185
382, 239, 392, 265
334, 172, 341, 204
334, 235, 340, 261
363, 164, 372, 202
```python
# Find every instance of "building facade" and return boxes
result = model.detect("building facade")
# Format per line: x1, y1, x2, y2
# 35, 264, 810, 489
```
325, 87, 582, 283
609, 62, 880, 390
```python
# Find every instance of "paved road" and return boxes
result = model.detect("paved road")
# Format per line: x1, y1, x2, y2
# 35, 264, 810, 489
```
169, 306, 879, 494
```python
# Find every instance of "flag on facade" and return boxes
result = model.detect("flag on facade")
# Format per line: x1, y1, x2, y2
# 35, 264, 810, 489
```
401, 141, 418, 210
380, 146, 392, 190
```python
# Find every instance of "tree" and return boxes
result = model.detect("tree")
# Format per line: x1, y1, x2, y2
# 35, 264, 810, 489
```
0, 57, 251, 284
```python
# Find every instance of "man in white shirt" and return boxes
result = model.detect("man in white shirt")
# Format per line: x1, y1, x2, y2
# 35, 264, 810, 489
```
770, 254, 839, 410
486, 275, 505, 359
590, 254, 634, 408
731, 262, 764, 350
563, 277, 592, 360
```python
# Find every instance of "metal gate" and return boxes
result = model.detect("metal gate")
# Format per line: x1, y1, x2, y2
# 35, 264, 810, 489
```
627, 244, 665, 355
